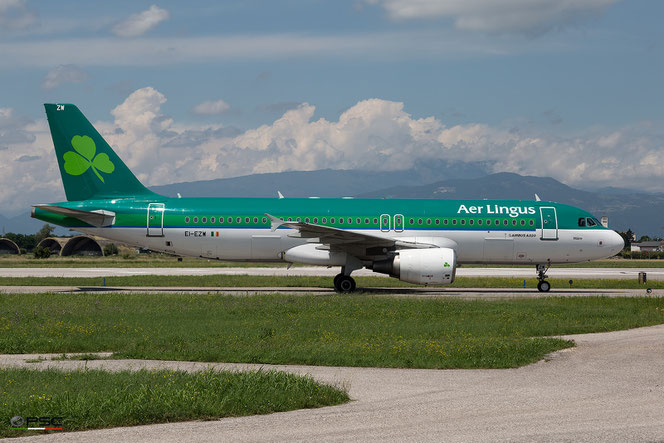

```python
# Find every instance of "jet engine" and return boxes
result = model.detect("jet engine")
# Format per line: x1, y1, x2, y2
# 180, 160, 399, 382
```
372, 248, 457, 285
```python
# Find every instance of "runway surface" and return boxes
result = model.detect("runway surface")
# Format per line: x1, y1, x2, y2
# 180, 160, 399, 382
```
5, 324, 664, 442
1, 266, 662, 280
0, 285, 660, 298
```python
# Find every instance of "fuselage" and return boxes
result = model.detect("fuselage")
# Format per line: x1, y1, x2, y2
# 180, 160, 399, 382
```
33, 197, 625, 264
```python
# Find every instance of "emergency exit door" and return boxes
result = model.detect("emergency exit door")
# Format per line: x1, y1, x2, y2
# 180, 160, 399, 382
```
539, 206, 558, 240
147, 203, 165, 237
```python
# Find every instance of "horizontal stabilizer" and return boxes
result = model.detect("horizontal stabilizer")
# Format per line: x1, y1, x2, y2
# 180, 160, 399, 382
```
32, 204, 115, 227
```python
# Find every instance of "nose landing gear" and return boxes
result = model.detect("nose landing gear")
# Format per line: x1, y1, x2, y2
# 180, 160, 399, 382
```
536, 263, 551, 292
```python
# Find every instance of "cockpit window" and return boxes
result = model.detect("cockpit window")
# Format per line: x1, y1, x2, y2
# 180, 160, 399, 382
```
586, 217, 596, 227
578, 218, 586, 227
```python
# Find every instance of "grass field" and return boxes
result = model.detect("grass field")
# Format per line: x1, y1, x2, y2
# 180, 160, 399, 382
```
0, 255, 285, 268
1, 293, 662, 369
0, 367, 348, 438
0, 274, 662, 289
1, 254, 662, 268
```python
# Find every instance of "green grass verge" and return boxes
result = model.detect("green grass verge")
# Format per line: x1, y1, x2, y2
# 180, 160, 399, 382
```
2, 254, 663, 268
0, 367, 348, 438
0, 255, 287, 268
1, 293, 663, 369
0, 274, 663, 289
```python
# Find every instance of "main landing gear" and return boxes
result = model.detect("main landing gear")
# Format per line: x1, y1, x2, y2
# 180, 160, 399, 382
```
333, 273, 356, 293
536, 263, 551, 292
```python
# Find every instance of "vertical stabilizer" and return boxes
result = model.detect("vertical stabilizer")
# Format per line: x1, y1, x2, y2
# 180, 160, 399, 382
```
44, 103, 157, 201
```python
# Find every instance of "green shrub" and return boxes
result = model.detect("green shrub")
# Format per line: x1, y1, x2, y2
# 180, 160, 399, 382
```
103, 243, 119, 256
32, 246, 51, 259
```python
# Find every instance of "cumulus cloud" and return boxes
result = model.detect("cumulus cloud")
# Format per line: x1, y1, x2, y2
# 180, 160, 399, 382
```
193, 99, 231, 115
41, 64, 89, 90
2, 87, 664, 216
0, 0, 36, 31
112, 5, 169, 37
369, 0, 618, 34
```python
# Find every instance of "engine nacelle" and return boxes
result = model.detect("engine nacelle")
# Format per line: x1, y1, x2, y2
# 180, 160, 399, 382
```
372, 248, 457, 285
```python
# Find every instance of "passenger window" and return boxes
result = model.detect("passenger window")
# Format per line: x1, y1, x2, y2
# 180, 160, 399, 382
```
262, 217, 267, 223
478, 219, 482, 225
486, 219, 491, 225
503, 220, 508, 226
305, 217, 310, 223
418, 218, 423, 225
211, 217, 215, 224
331, 217, 335, 224
297, 217, 301, 222
452, 219, 457, 225
254, 217, 258, 223
236, 217, 241, 223
227, 217, 232, 224
435, 219, 440, 225
348, 218, 353, 224
410, 218, 414, 225
193, 217, 198, 223
443, 219, 448, 225
185, 216, 190, 223
202, 217, 207, 224
244, 217, 249, 223
427, 219, 431, 225
313, 217, 318, 223
356, 218, 361, 224
520, 220, 525, 226
460, 219, 466, 225
578, 218, 586, 227
322, 217, 327, 224
512, 220, 517, 226
373, 218, 378, 224
529, 220, 534, 226
338, 218, 343, 224
365, 218, 369, 224
219, 217, 224, 223
469, 219, 474, 225
586, 218, 596, 227
495, 219, 500, 225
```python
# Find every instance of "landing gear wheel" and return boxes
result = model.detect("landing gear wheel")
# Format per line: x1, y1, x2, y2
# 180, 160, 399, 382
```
334, 275, 356, 293
537, 280, 551, 292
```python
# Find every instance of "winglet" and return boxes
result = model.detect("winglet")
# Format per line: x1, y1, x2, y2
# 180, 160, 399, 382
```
266, 213, 284, 232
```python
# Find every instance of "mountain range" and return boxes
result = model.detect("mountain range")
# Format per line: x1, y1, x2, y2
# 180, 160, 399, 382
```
3, 166, 661, 237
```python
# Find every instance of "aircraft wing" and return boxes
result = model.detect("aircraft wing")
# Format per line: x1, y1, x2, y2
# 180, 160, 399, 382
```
33, 204, 116, 227
266, 213, 437, 259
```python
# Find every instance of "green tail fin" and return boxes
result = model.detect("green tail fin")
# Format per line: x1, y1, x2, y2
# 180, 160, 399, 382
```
44, 103, 158, 201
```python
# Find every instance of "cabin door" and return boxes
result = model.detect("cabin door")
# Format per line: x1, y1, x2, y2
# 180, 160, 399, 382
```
539, 207, 558, 240
147, 203, 165, 237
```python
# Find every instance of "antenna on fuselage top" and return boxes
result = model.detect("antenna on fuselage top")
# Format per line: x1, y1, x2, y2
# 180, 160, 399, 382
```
277, 191, 284, 199
535, 194, 541, 201
177, 193, 182, 198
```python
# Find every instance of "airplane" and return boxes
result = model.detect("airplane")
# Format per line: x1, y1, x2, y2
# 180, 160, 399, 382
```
32, 104, 625, 293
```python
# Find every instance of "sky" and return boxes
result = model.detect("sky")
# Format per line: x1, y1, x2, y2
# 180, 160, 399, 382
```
1, 0, 663, 215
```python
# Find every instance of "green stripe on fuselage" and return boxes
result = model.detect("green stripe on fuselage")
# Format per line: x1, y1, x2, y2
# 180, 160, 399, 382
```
33, 198, 608, 232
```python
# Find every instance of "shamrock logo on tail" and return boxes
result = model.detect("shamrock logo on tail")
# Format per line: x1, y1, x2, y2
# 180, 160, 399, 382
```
63, 135, 115, 183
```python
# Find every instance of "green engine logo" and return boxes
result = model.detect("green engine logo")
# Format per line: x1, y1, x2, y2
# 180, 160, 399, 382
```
63, 135, 115, 183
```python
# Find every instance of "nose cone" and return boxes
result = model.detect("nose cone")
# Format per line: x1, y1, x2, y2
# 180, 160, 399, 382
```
607, 230, 625, 256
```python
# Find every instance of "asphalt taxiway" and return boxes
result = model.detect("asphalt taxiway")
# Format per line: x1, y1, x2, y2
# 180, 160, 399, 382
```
1, 266, 662, 280
0, 285, 659, 299
5, 324, 664, 442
